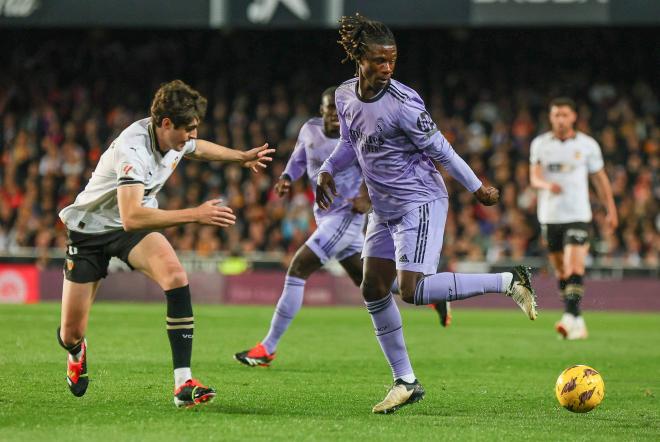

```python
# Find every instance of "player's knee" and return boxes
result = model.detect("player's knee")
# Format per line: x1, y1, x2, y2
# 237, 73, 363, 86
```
287, 258, 310, 279
398, 283, 416, 304
161, 266, 188, 290
361, 277, 389, 302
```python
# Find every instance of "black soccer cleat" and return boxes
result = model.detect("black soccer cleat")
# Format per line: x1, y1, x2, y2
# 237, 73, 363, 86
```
432, 302, 452, 327
173, 379, 217, 408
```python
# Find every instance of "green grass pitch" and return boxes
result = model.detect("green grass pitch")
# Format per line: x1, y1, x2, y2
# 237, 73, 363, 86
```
0, 303, 658, 441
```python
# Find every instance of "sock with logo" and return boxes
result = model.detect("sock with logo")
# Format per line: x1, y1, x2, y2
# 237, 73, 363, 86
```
413, 272, 503, 305
262, 275, 306, 354
166, 285, 194, 380
365, 294, 415, 382
564, 274, 584, 316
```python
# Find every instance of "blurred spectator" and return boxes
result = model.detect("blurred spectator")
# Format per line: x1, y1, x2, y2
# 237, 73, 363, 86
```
0, 28, 657, 269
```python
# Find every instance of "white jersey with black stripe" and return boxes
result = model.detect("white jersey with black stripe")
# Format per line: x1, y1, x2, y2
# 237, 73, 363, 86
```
530, 131, 604, 224
59, 118, 196, 234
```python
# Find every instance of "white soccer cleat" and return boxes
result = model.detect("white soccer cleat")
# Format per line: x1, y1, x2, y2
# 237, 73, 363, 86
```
505, 265, 538, 320
372, 379, 425, 414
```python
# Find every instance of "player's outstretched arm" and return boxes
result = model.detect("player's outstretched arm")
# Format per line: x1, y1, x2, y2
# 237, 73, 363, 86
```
188, 140, 275, 173
277, 140, 308, 197
117, 184, 236, 231
589, 169, 618, 230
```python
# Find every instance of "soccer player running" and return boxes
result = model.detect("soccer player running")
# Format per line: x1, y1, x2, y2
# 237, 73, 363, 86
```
316, 14, 538, 414
233, 86, 369, 367
57, 80, 274, 407
530, 97, 618, 340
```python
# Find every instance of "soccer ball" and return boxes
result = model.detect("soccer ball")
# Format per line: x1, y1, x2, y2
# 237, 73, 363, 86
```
555, 365, 605, 413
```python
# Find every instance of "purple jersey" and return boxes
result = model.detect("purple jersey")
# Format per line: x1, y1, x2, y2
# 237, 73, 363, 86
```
283, 117, 362, 220
320, 78, 482, 222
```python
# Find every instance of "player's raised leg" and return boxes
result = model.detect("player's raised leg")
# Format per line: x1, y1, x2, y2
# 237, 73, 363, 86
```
393, 199, 537, 319
128, 232, 216, 407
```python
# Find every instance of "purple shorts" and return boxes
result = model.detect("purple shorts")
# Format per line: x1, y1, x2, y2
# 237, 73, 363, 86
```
362, 198, 448, 275
306, 213, 365, 264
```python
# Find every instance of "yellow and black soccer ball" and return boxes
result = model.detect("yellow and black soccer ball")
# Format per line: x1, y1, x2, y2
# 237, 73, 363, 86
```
555, 365, 605, 413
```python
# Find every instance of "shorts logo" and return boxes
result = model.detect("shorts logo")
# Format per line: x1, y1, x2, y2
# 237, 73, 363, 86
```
416, 111, 436, 133
66, 259, 75, 271
399, 254, 409, 263
122, 165, 133, 175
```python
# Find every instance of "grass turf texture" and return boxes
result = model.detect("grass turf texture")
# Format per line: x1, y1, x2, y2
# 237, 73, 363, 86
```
0, 303, 658, 441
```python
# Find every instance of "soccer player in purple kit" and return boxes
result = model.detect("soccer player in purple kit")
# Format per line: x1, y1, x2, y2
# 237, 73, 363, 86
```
234, 87, 370, 367
316, 14, 538, 414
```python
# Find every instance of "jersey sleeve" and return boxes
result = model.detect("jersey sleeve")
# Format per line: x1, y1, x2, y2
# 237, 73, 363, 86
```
587, 138, 604, 173
183, 139, 196, 155
530, 137, 541, 164
115, 144, 148, 187
319, 100, 357, 176
399, 93, 481, 193
283, 129, 308, 181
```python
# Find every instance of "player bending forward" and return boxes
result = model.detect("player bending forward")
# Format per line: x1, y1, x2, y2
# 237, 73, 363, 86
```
316, 14, 538, 414
57, 80, 274, 407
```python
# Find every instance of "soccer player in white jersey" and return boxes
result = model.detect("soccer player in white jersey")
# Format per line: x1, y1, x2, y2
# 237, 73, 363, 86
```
530, 97, 618, 340
316, 14, 538, 414
233, 87, 371, 367
57, 80, 274, 407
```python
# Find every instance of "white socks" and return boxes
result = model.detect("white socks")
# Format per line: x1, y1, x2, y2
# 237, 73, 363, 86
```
500, 272, 513, 292
174, 367, 192, 388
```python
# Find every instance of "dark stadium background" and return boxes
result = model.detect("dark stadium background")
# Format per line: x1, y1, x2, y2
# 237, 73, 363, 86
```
0, 0, 657, 306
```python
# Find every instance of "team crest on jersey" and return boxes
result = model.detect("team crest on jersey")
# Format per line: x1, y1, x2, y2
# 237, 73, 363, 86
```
171, 158, 179, 170
375, 118, 385, 133
574, 151, 582, 160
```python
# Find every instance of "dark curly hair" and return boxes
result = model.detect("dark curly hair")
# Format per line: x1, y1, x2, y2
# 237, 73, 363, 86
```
337, 13, 395, 73
150, 80, 207, 128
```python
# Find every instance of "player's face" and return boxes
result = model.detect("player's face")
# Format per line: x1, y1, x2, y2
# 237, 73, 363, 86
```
162, 118, 199, 151
359, 43, 397, 92
320, 94, 339, 134
549, 105, 577, 136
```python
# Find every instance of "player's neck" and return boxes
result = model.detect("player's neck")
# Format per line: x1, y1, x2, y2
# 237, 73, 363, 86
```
554, 129, 576, 141
153, 126, 172, 154
358, 76, 386, 100
323, 124, 339, 139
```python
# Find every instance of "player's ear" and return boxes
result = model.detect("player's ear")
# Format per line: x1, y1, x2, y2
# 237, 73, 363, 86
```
162, 117, 173, 129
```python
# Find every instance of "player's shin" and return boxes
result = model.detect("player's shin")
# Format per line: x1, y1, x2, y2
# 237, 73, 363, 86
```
564, 274, 584, 316
413, 273, 504, 305
165, 285, 194, 387
262, 275, 306, 354
365, 294, 415, 383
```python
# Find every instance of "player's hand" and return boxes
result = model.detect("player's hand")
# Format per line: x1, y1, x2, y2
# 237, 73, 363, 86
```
549, 182, 562, 194
196, 199, 236, 227
241, 143, 276, 173
275, 177, 292, 197
316, 172, 338, 210
605, 210, 618, 230
474, 185, 500, 206
349, 194, 372, 214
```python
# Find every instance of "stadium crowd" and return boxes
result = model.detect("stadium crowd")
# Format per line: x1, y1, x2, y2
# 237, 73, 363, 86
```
0, 28, 657, 269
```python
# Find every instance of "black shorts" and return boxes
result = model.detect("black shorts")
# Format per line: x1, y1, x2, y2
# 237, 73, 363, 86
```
541, 222, 590, 253
64, 229, 152, 283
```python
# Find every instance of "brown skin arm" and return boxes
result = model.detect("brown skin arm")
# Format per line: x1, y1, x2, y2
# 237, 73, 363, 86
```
589, 168, 618, 230
348, 181, 372, 214
316, 171, 338, 210
117, 184, 236, 231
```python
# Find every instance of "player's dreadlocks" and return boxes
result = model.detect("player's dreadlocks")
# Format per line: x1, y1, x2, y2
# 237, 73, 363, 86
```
338, 13, 395, 74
